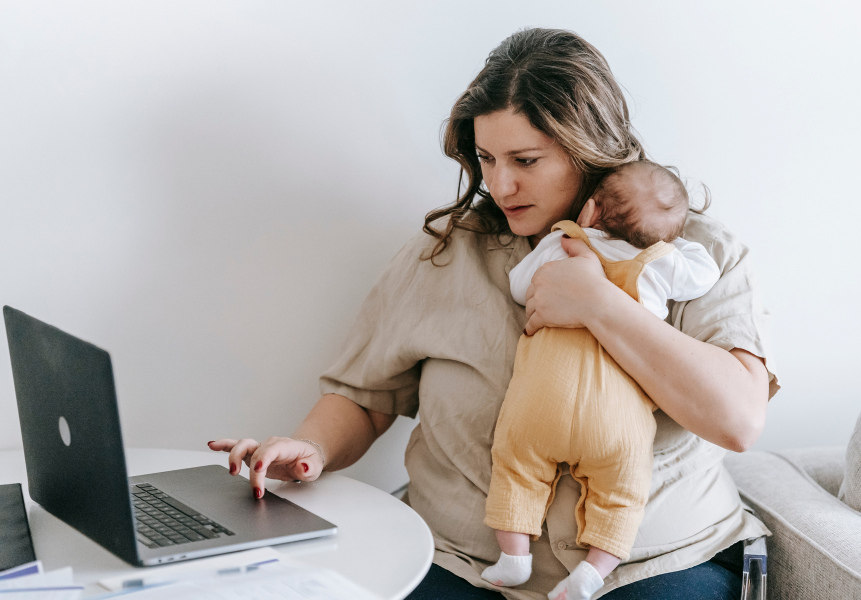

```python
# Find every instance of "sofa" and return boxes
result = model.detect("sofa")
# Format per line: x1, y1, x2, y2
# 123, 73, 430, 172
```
724, 429, 861, 599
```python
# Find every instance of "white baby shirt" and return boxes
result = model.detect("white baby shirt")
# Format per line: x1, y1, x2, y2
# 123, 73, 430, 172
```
510, 228, 721, 320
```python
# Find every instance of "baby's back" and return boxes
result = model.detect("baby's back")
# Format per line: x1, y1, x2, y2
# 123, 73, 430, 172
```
509, 226, 720, 320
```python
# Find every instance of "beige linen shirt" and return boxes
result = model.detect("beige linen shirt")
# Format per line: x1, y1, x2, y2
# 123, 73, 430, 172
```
320, 212, 779, 599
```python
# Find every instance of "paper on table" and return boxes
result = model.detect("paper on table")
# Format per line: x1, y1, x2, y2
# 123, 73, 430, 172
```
89, 562, 382, 600
0, 588, 82, 600
98, 547, 284, 591
0, 566, 83, 600
0, 567, 75, 590
0, 562, 42, 581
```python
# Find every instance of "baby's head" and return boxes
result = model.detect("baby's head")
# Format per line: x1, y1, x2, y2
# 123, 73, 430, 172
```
579, 161, 689, 249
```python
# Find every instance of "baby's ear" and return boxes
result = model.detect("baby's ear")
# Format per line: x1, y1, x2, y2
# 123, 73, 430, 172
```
577, 198, 600, 228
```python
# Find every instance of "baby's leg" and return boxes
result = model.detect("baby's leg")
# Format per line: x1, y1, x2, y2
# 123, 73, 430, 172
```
583, 547, 621, 579
480, 529, 533, 587
547, 547, 620, 600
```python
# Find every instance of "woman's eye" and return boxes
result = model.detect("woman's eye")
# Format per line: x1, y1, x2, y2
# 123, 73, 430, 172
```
477, 154, 493, 163
516, 158, 538, 167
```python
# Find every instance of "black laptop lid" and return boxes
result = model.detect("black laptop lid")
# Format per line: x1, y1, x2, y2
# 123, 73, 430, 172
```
3, 306, 139, 565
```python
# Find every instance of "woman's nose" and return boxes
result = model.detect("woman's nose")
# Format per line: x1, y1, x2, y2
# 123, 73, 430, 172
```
489, 164, 517, 199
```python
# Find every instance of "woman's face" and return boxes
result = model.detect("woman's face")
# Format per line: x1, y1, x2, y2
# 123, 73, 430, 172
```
474, 108, 582, 243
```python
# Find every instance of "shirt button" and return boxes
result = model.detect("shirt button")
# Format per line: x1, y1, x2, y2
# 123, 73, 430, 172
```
557, 541, 567, 550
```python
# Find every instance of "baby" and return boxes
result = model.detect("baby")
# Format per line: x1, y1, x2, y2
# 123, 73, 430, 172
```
480, 161, 721, 600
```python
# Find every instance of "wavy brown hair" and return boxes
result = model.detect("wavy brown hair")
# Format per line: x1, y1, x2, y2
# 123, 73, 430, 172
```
424, 28, 645, 263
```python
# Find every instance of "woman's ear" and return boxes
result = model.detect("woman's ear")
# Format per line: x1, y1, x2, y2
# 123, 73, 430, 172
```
577, 199, 600, 228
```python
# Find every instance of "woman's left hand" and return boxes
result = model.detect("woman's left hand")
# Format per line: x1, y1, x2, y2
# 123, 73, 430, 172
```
524, 237, 612, 335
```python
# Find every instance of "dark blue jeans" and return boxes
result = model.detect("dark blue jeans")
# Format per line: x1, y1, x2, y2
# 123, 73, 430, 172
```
406, 542, 742, 600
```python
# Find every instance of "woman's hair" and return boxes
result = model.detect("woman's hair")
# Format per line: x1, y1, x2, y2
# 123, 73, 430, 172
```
424, 27, 645, 262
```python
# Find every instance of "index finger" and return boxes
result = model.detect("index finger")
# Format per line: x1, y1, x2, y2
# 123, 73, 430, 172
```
524, 281, 536, 305
207, 439, 239, 452
226, 438, 261, 476
247, 439, 307, 499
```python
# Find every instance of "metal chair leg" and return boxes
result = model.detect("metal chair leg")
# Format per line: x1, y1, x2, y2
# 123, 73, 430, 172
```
741, 536, 767, 600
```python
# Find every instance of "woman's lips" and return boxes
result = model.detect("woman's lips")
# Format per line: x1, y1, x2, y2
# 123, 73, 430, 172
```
501, 205, 531, 217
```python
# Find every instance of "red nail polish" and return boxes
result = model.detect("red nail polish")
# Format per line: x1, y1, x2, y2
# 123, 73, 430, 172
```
207, 441, 215, 445
302, 463, 309, 473
229, 463, 237, 475
255, 488, 263, 499
254, 461, 263, 472
523, 328, 528, 335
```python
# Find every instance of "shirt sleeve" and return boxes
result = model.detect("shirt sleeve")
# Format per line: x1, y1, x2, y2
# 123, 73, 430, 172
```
669, 213, 780, 399
317, 232, 432, 418
509, 230, 569, 305
666, 238, 722, 301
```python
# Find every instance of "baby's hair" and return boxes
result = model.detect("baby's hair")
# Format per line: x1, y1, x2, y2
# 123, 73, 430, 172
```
593, 160, 689, 249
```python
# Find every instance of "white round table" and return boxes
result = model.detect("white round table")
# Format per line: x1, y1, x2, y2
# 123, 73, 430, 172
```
0, 448, 433, 599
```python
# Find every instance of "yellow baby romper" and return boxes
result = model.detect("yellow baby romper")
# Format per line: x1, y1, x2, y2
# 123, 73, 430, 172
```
484, 221, 675, 561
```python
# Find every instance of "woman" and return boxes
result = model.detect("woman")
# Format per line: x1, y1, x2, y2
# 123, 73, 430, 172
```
209, 28, 778, 600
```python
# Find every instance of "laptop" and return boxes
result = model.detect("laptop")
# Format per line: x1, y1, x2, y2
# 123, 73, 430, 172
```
3, 306, 337, 567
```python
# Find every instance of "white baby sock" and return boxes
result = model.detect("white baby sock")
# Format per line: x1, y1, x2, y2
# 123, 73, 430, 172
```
547, 560, 604, 600
481, 551, 533, 587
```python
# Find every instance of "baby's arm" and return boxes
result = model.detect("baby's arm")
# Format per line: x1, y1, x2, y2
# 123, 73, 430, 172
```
636, 239, 721, 319
667, 238, 721, 301
509, 230, 569, 305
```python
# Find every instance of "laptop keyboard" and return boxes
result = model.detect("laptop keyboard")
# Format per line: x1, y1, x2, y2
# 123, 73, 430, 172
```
130, 483, 235, 548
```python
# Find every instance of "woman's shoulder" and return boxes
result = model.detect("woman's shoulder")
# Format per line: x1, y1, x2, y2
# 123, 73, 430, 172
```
682, 211, 750, 274
378, 217, 501, 286
412, 216, 511, 261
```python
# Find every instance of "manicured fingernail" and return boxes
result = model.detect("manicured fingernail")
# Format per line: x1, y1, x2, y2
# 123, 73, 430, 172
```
207, 441, 215, 445
523, 329, 527, 335
562, 233, 571, 238
229, 463, 237, 475
255, 488, 263, 499
254, 461, 263, 472
302, 462, 309, 473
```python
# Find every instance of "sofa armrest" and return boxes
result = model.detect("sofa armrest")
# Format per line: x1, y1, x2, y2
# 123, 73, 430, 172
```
725, 450, 861, 600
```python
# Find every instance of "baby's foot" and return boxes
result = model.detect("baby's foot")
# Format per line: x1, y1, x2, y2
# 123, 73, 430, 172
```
480, 552, 533, 587
547, 561, 604, 600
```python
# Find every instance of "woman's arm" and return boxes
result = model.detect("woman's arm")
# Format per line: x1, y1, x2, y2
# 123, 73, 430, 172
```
524, 239, 769, 452
292, 393, 397, 470
209, 393, 396, 497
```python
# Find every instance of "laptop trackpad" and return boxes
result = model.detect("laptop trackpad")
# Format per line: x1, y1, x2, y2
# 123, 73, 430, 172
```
130, 465, 336, 543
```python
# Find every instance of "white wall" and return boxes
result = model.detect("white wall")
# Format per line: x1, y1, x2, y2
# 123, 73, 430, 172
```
1, 1, 859, 493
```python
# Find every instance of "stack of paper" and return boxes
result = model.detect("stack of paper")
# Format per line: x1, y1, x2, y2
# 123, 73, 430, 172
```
0, 561, 83, 600
92, 548, 382, 600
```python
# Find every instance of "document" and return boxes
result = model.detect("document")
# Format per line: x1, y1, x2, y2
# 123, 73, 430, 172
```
0, 563, 82, 600
91, 561, 381, 600
0, 563, 41, 582
98, 547, 285, 591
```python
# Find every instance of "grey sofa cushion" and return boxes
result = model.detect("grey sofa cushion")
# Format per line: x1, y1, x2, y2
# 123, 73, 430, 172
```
725, 449, 861, 599
839, 412, 861, 511
777, 446, 845, 497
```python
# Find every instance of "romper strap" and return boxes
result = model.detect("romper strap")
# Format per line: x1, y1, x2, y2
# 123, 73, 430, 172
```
549, 220, 677, 303
551, 220, 590, 243
550, 221, 607, 265
631, 239, 676, 265
550, 220, 675, 266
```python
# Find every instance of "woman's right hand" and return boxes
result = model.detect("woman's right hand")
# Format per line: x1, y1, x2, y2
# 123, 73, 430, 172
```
523, 237, 611, 335
207, 437, 324, 499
